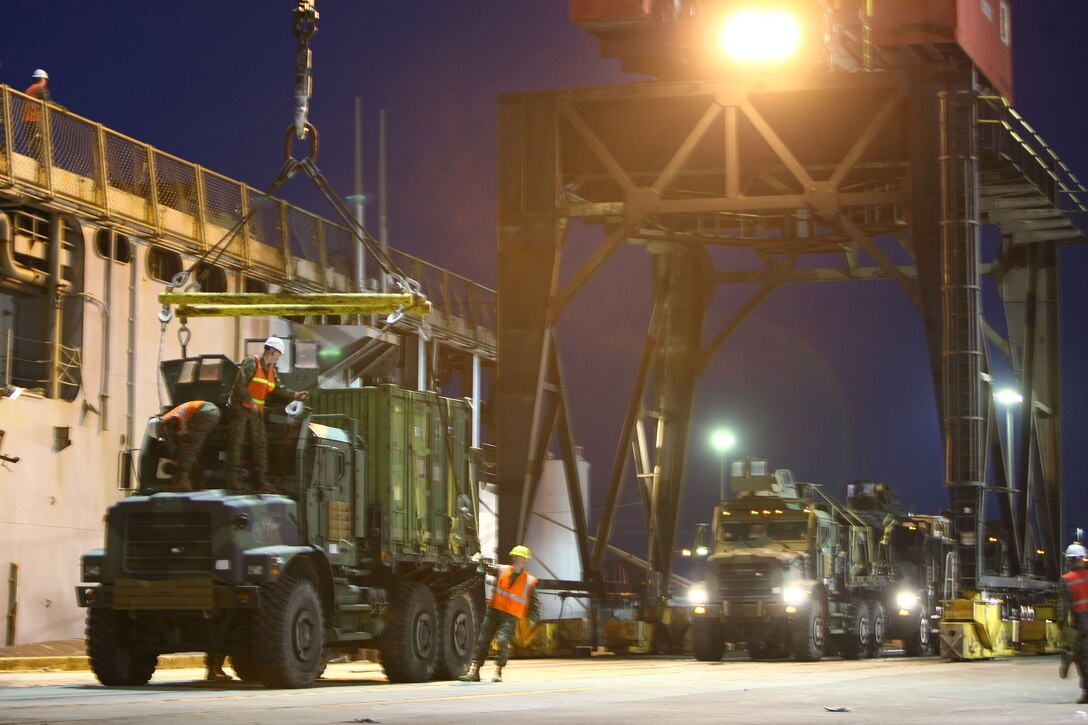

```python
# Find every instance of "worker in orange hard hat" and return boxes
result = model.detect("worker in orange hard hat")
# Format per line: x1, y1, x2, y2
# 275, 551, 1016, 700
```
224, 336, 309, 493
1060, 542, 1088, 703
459, 545, 540, 683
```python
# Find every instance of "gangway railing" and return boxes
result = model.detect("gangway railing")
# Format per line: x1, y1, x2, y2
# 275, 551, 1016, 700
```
0, 84, 496, 349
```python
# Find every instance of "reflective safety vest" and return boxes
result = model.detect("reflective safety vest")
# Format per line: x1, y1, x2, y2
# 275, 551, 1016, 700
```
23, 81, 47, 122
490, 565, 537, 619
163, 400, 208, 436
1064, 569, 1088, 613
245, 355, 277, 413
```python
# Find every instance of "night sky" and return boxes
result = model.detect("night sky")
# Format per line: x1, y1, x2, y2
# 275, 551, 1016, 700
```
3, 1, 1085, 556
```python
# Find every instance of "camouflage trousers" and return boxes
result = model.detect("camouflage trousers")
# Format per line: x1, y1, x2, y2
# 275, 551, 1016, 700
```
471, 608, 519, 668
172, 402, 220, 478
1064, 611, 1088, 690
225, 408, 267, 480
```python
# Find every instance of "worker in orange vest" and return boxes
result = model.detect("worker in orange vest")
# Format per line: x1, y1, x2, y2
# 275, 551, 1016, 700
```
459, 545, 541, 683
22, 69, 51, 161
146, 401, 221, 491
224, 336, 308, 493
1061, 542, 1088, 703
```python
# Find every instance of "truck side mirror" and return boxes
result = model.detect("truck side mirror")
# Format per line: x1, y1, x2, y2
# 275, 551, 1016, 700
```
694, 522, 711, 557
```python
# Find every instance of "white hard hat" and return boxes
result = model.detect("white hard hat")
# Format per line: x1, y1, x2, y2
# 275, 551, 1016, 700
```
146, 416, 163, 442
1067, 543, 1087, 559
32, 69, 48, 80
264, 336, 286, 354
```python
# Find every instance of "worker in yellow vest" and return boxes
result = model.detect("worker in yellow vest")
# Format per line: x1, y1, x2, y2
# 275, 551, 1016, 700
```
1060, 542, 1088, 703
459, 545, 541, 683
224, 336, 308, 492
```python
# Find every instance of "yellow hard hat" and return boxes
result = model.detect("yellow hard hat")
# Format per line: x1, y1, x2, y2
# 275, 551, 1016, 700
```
509, 545, 532, 560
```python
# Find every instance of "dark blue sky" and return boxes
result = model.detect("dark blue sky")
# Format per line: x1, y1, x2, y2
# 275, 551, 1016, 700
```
4, 1, 1085, 552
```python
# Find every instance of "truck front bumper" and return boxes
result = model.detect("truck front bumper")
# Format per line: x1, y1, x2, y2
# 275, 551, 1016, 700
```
76, 579, 263, 611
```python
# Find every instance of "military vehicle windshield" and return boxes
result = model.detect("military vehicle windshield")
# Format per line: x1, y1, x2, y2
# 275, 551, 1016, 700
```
718, 518, 808, 547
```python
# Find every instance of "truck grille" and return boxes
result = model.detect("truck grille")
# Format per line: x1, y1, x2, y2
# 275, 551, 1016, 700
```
714, 562, 774, 601
123, 511, 213, 576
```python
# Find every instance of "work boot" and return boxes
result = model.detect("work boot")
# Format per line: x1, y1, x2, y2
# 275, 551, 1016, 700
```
491, 665, 503, 683
1078, 690, 1088, 705
171, 471, 192, 492
205, 654, 231, 682
223, 471, 241, 491
254, 476, 277, 495
1061, 651, 1072, 679
458, 663, 481, 682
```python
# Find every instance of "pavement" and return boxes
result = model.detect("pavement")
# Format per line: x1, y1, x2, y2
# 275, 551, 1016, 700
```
0, 638, 205, 672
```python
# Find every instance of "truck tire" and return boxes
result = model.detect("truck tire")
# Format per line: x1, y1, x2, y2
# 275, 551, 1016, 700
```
86, 609, 158, 686
433, 591, 475, 679
902, 606, 930, 657
835, 602, 870, 660
791, 602, 825, 662
865, 600, 886, 658
691, 617, 725, 661
254, 576, 325, 688
380, 582, 438, 682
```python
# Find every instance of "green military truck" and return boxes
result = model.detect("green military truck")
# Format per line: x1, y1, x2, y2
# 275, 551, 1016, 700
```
76, 341, 483, 688
688, 458, 949, 662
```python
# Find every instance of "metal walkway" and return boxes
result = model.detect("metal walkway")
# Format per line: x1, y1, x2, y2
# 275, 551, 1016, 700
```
0, 84, 496, 361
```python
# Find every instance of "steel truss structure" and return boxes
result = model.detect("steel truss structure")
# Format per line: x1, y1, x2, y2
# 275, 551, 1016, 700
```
496, 66, 1086, 602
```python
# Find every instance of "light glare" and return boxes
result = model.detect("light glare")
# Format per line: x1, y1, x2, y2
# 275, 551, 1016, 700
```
718, 9, 802, 63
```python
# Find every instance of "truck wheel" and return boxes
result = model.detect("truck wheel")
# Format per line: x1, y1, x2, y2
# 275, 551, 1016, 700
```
380, 582, 438, 682
791, 602, 825, 662
902, 606, 930, 657
835, 602, 870, 660
691, 618, 725, 661
865, 600, 886, 658
254, 576, 325, 688
86, 609, 158, 686
433, 591, 475, 679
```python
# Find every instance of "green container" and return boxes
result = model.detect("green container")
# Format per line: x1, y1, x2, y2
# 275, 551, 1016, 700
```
310, 385, 471, 557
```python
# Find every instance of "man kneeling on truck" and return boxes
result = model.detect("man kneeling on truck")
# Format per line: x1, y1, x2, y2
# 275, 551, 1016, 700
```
460, 545, 541, 683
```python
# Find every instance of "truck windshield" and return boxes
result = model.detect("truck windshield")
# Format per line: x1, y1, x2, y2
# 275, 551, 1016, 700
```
718, 518, 808, 545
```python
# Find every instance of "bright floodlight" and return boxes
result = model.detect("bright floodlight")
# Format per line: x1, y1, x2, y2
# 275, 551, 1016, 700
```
995, 388, 1023, 406
711, 430, 736, 453
718, 8, 803, 63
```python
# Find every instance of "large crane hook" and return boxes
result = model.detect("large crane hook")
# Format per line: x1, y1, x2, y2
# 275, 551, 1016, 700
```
293, 0, 319, 140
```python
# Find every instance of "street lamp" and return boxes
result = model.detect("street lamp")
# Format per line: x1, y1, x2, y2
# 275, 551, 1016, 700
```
710, 429, 736, 500
995, 388, 1023, 483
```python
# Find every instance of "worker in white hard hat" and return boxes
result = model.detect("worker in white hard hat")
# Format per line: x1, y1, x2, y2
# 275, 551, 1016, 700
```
224, 336, 308, 493
459, 544, 540, 683
1060, 542, 1088, 703
22, 69, 51, 161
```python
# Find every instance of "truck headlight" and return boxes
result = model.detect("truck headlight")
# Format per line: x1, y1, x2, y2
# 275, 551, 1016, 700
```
783, 587, 808, 605
896, 591, 921, 610
688, 584, 709, 605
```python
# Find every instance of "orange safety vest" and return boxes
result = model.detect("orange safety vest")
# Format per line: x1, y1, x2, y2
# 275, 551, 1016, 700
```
23, 81, 47, 122
245, 355, 277, 412
490, 565, 537, 619
1064, 569, 1088, 613
163, 400, 207, 435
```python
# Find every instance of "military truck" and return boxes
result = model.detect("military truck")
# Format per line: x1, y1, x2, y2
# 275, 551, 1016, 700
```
76, 340, 483, 688
845, 482, 953, 657
687, 458, 949, 662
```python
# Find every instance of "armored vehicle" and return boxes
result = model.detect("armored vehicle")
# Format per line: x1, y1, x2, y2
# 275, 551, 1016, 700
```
76, 341, 482, 688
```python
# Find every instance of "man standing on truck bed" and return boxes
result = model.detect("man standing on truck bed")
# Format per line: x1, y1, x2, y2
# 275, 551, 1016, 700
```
460, 545, 540, 683
224, 336, 308, 493
147, 400, 221, 491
